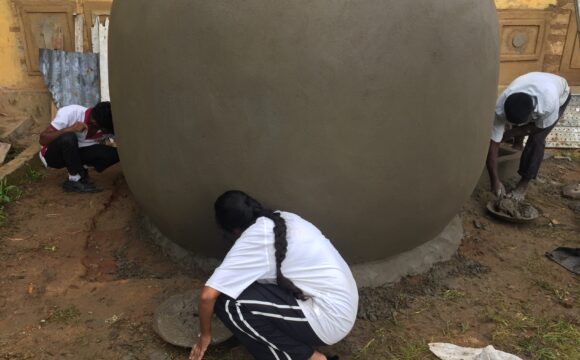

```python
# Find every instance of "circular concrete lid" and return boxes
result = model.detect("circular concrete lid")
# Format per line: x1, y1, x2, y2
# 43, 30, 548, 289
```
153, 290, 233, 348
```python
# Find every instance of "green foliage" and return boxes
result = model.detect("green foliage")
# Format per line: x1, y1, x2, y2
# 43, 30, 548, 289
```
25, 165, 43, 182
0, 178, 22, 205
47, 305, 81, 324
488, 310, 580, 360
0, 178, 22, 227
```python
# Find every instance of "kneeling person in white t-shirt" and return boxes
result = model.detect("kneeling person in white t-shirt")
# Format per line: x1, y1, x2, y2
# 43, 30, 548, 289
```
486, 72, 571, 200
38, 102, 119, 193
189, 191, 358, 360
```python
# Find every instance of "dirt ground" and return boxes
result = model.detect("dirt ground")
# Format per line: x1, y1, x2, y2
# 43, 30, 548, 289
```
0, 152, 578, 360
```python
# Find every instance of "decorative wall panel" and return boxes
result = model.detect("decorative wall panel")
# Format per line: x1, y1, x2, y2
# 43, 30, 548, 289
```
16, 1, 75, 75
558, 10, 580, 83
498, 11, 550, 85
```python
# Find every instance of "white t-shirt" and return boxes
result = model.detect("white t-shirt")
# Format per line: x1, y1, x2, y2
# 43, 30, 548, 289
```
40, 105, 107, 156
492, 72, 570, 143
206, 211, 359, 345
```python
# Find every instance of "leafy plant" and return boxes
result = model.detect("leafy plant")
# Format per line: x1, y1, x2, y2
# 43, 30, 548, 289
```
25, 165, 43, 182
0, 178, 22, 205
47, 305, 81, 324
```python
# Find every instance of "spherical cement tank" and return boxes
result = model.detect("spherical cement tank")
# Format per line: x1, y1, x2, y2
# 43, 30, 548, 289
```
109, 0, 499, 263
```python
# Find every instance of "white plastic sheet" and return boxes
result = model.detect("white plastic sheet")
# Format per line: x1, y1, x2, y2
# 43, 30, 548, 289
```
429, 343, 522, 360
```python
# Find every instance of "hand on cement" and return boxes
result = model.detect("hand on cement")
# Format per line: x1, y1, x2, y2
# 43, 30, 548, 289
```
509, 188, 526, 202
492, 181, 506, 199
189, 334, 211, 360
68, 122, 88, 133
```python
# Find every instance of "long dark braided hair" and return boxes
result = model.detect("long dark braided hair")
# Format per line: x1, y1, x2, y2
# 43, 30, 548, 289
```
214, 190, 307, 300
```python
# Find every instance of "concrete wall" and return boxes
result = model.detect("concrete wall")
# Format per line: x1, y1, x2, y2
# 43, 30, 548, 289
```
0, 0, 48, 123
0, 0, 41, 90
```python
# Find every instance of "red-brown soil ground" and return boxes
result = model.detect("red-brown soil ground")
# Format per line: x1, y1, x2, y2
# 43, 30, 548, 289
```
0, 152, 578, 360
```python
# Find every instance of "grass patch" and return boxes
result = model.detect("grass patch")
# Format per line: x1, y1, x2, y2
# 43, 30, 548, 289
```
557, 150, 580, 162
441, 289, 465, 302
532, 279, 574, 307
353, 328, 432, 360
24, 165, 43, 183
487, 309, 580, 359
0, 179, 21, 205
47, 305, 81, 324
0, 179, 22, 227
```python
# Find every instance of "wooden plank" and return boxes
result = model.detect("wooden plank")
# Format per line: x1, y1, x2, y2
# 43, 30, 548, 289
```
0, 142, 12, 164
83, 0, 112, 50
91, 15, 99, 53
99, 18, 110, 101
74, 13, 83, 52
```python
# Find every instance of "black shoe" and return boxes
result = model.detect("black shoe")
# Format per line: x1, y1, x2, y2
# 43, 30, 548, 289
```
80, 175, 95, 185
62, 180, 101, 193
80, 169, 95, 185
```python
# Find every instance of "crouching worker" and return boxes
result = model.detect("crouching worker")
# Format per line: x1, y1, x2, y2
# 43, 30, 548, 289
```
38, 102, 119, 193
487, 72, 571, 200
190, 191, 358, 360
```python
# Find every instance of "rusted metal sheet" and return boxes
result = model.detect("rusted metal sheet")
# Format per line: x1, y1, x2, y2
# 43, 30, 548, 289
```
39, 48, 100, 109
546, 95, 580, 148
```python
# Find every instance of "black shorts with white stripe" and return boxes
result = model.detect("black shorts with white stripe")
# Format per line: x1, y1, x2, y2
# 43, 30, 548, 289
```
214, 282, 326, 360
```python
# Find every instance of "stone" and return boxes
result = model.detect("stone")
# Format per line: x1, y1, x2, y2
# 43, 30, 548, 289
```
562, 184, 580, 200
109, 0, 499, 263
568, 201, 580, 213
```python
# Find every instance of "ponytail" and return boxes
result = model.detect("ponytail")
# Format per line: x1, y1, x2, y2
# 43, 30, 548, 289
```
215, 190, 307, 300
264, 212, 307, 301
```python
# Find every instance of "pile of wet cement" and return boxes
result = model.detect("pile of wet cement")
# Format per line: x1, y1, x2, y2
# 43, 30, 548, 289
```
493, 198, 538, 220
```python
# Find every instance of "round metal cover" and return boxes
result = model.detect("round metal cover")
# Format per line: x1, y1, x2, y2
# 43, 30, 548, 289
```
153, 290, 233, 347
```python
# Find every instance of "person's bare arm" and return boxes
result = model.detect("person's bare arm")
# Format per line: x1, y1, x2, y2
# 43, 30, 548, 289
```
486, 140, 505, 196
39, 122, 87, 146
189, 286, 221, 360
502, 123, 539, 141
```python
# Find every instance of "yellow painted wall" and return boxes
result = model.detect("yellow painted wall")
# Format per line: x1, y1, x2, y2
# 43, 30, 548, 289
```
495, 0, 558, 10
0, 0, 42, 89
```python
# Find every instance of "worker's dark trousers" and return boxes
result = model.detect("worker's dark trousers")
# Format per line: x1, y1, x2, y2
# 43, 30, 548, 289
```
44, 132, 119, 176
518, 94, 571, 180
214, 283, 326, 360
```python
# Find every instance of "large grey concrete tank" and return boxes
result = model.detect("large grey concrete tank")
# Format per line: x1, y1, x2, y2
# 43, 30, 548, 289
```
109, 0, 499, 263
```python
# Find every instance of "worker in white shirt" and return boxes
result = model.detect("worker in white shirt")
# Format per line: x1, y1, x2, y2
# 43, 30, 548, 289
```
189, 190, 358, 360
486, 72, 571, 200
38, 102, 118, 193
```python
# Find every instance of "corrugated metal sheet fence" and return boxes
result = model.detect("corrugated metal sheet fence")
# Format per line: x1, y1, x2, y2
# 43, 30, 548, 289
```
39, 48, 100, 109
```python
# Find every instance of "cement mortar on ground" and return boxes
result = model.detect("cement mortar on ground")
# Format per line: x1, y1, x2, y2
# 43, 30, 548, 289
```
140, 213, 463, 289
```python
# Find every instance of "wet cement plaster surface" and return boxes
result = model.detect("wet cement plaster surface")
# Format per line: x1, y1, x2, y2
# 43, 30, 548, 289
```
109, 0, 500, 263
